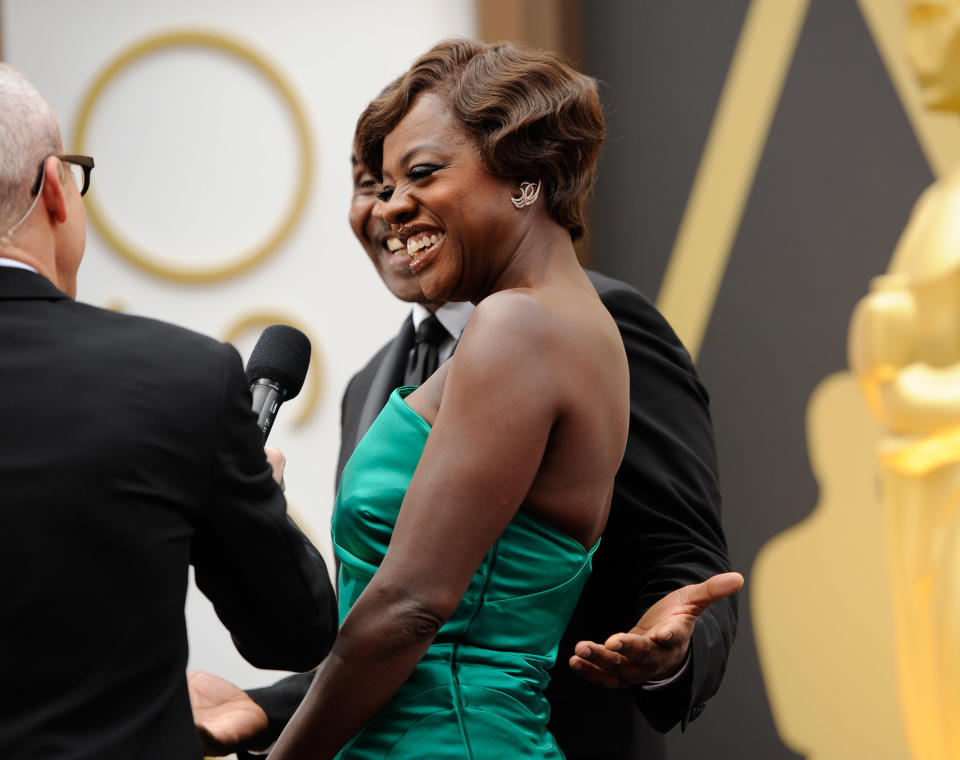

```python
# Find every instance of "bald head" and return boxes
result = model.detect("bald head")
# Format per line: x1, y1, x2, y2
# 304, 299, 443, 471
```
0, 64, 62, 230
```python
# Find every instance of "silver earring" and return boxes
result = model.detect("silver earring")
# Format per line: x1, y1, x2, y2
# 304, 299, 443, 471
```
510, 180, 541, 209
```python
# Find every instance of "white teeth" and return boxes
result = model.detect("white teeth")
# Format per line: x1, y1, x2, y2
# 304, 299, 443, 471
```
386, 237, 403, 252
405, 232, 443, 257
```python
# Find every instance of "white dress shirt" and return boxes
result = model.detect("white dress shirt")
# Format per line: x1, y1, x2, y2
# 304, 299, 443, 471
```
0, 256, 38, 273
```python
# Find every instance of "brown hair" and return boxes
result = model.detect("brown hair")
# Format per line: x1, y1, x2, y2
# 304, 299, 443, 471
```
356, 39, 605, 240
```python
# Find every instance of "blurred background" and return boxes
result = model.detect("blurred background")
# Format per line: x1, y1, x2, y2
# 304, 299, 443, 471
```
4, 1, 954, 758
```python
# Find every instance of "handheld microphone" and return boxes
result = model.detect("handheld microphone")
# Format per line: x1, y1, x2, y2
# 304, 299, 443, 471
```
245, 325, 311, 443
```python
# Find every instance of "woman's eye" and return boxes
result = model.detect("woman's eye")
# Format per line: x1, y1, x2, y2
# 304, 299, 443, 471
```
408, 164, 440, 181
376, 187, 394, 202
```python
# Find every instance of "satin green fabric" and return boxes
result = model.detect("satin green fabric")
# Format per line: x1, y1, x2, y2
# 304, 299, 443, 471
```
332, 387, 598, 759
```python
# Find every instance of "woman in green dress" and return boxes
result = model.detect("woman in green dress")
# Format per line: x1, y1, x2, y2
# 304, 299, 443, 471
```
269, 39, 629, 760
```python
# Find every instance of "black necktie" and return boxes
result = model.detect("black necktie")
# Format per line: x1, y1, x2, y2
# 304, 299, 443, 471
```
404, 314, 449, 386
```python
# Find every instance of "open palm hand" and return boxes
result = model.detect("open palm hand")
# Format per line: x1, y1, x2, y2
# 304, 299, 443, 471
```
569, 572, 743, 688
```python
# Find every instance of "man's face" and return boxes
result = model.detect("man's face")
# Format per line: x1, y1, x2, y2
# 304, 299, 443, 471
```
349, 152, 428, 304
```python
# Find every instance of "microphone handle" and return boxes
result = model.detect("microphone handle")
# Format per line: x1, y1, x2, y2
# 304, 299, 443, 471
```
251, 378, 283, 443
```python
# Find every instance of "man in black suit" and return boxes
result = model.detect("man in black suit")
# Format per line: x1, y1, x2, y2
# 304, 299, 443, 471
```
188, 144, 740, 759
0, 64, 338, 760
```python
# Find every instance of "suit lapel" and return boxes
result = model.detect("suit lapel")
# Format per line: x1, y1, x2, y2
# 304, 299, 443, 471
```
354, 314, 415, 450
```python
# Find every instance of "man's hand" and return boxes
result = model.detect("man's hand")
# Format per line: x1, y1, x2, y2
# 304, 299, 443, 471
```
187, 670, 268, 756
265, 447, 286, 490
569, 572, 744, 688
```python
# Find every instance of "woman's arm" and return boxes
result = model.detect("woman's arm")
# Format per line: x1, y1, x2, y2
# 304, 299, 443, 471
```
268, 294, 565, 760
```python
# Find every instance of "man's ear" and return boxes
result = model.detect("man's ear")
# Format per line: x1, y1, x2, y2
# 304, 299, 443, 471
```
39, 156, 68, 224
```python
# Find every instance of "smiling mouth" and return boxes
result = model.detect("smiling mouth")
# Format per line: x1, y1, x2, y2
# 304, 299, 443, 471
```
406, 231, 445, 257
403, 231, 445, 274
377, 236, 411, 271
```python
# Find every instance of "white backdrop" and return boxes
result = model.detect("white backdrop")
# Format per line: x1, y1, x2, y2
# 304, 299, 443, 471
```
2, 0, 474, 691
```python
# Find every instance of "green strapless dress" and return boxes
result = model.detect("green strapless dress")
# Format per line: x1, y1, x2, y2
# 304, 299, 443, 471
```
331, 387, 598, 760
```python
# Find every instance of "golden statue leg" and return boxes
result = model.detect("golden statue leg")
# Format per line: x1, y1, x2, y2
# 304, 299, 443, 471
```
882, 464, 960, 760
932, 485, 960, 758
882, 468, 932, 759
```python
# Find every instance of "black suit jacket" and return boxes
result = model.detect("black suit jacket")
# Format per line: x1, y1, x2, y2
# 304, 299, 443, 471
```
247, 271, 736, 759
0, 269, 338, 760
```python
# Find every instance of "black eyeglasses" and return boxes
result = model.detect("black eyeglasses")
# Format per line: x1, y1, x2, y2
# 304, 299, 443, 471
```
31, 154, 95, 197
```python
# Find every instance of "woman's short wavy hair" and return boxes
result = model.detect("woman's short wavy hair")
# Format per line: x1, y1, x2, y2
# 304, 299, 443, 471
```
356, 39, 605, 241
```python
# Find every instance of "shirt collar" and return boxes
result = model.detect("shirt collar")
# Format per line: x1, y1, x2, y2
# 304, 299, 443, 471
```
0, 256, 38, 274
411, 301, 474, 341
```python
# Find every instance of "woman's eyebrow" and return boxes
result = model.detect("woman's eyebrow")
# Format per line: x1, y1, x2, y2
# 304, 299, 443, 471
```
399, 144, 443, 165
383, 144, 444, 182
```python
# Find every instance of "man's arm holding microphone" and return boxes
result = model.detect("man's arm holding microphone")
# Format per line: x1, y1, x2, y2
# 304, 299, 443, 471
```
187, 440, 287, 757
187, 326, 337, 756
187, 326, 335, 756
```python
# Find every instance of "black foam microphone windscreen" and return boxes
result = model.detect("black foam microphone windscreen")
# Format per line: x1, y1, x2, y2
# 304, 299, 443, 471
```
245, 325, 311, 442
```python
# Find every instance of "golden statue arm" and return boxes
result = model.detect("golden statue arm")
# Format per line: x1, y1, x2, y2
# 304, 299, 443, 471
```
850, 278, 960, 435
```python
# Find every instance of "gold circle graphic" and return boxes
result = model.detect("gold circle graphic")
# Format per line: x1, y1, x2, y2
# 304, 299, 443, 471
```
222, 310, 323, 429
73, 30, 314, 283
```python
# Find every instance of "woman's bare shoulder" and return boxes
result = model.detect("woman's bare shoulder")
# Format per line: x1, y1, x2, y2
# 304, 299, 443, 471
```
461, 289, 560, 348
443, 291, 567, 403
470, 288, 550, 321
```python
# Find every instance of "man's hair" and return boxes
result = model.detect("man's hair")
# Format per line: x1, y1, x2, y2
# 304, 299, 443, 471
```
356, 39, 606, 241
0, 64, 62, 230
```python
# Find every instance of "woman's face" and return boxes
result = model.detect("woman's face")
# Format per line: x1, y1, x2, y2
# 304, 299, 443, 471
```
377, 93, 520, 303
